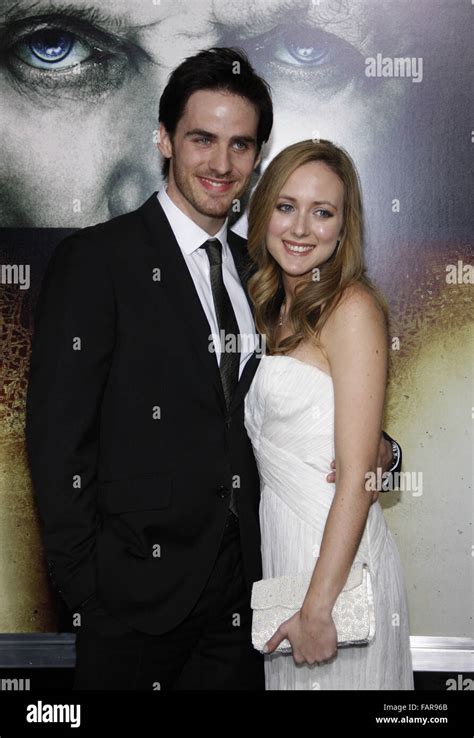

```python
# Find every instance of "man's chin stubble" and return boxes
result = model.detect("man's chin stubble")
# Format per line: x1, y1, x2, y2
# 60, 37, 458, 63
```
193, 198, 232, 220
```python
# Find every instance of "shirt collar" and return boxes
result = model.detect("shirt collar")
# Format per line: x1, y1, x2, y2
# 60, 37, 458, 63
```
157, 187, 229, 256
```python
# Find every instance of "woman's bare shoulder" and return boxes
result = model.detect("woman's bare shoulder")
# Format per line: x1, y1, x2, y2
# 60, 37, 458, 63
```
320, 284, 387, 355
329, 283, 384, 326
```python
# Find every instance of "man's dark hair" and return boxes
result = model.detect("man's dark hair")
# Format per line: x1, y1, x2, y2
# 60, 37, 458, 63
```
158, 47, 273, 179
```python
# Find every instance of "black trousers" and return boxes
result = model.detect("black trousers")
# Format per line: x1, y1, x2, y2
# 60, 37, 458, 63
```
73, 511, 264, 690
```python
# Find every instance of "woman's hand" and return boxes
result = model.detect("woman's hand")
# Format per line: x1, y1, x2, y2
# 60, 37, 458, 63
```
264, 609, 338, 666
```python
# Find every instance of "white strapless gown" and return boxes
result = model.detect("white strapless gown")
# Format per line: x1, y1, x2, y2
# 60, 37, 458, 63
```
244, 354, 414, 690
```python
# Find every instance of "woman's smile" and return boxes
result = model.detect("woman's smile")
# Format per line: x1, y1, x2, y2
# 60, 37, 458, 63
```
282, 239, 316, 255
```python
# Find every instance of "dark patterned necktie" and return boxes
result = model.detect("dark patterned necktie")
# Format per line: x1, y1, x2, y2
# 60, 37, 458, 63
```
201, 238, 240, 517
201, 238, 241, 408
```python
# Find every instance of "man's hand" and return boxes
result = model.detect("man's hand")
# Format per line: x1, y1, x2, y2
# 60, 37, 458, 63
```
377, 434, 394, 473
325, 434, 394, 503
326, 460, 337, 485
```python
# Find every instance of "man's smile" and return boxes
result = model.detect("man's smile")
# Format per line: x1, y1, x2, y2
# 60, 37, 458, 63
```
197, 176, 236, 193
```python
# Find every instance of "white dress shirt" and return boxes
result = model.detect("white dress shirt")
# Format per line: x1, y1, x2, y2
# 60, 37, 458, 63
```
157, 188, 258, 379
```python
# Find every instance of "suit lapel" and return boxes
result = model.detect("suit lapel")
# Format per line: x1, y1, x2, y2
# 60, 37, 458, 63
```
139, 192, 261, 415
140, 193, 226, 411
226, 229, 261, 413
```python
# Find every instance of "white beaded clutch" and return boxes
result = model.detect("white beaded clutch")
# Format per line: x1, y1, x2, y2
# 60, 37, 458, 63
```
251, 561, 375, 654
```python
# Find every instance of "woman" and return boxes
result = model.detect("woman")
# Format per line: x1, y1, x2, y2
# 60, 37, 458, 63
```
244, 139, 413, 690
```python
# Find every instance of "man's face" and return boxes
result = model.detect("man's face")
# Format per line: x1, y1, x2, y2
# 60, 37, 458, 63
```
158, 89, 261, 231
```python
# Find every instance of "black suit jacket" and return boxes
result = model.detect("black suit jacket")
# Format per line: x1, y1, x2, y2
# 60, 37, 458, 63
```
25, 192, 262, 635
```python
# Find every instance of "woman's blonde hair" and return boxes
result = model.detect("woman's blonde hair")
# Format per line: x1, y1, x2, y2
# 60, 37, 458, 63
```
246, 139, 388, 354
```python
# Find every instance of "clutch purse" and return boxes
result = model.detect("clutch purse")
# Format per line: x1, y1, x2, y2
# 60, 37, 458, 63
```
251, 561, 375, 654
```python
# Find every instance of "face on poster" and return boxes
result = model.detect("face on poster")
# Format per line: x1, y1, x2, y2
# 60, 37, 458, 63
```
0, 0, 466, 237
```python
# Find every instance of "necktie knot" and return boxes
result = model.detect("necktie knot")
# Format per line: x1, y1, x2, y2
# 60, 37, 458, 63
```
201, 238, 222, 266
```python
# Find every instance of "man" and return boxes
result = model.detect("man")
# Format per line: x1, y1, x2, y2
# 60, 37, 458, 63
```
25, 47, 400, 690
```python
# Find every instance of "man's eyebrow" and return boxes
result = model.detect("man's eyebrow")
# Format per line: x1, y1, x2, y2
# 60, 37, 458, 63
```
5, 2, 130, 33
231, 134, 257, 145
185, 129, 216, 139
307, 0, 382, 57
212, 0, 372, 58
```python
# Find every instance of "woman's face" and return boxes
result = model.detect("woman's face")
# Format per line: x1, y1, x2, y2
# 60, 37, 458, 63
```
266, 161, 344, 287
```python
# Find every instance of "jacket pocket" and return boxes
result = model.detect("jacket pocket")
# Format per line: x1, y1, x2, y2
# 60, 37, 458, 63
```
98, 472, 172, 514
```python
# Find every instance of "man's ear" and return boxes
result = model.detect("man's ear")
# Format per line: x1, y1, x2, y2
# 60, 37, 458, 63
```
157, 122, 173, 160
